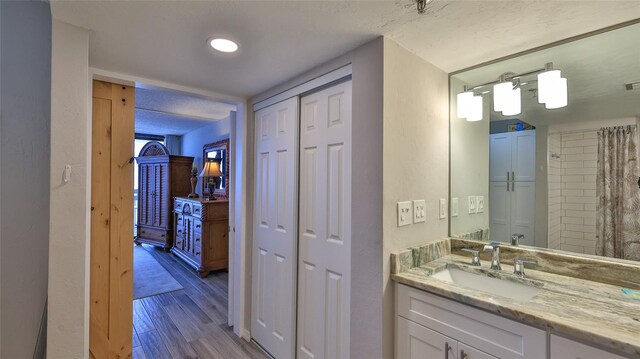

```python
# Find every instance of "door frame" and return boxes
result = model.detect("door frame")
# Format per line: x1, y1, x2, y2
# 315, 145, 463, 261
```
87, 68, 248, 346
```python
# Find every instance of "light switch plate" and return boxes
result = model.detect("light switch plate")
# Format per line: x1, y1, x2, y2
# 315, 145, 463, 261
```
476, 196, 485, 213
398, 201, 413, 227
439, 199, 447, 219
468, 196, 477, 214
413, 200, 426, 223
451, 197, 459, 217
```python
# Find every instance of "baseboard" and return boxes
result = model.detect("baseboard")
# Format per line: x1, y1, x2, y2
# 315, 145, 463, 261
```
240, 327, 251, 341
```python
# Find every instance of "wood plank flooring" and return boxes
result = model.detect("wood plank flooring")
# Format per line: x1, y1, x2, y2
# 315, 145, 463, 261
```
133, 245, 268, 359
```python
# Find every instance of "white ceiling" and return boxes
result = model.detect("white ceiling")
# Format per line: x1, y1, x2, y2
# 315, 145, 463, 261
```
51, 1, 640, 99
135, 87, 235, 135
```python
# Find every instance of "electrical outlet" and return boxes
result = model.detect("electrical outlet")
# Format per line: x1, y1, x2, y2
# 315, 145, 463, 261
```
451, 197, 459, 217
397, 201, 413, 227
476, 196, 485, 213
439, 199, 447, 219
468, 196, 477, 214
413, 200, 426, 223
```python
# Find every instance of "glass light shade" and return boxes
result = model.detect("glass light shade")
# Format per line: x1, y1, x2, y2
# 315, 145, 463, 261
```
545, 77, 568, 109
537, 69, 561, 104
466, 95, 483, 122
493, 82, 512, 112
209, 38, 239, 53
502, 87, 521, 116
457, 91, 473, 118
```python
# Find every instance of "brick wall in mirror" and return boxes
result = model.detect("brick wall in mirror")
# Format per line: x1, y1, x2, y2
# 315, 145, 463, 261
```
450, 21, 640, 261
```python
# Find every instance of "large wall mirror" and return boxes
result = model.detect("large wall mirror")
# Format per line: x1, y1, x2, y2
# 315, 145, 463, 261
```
450, 21, 640, 261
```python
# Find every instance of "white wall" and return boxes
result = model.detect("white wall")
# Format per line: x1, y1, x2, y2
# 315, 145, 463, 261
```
250, 37, 385, 358
181, 117, 231, 196
47, 20, 90, 358
0, 2, 52, 357
382, 38, 450, 359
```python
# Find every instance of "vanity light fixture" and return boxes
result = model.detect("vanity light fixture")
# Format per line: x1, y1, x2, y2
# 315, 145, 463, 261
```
209, 38, 239, 53
457, 62, 568, 121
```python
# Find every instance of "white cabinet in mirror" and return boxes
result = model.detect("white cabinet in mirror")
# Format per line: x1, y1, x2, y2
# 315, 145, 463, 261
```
450, 21, 640, 261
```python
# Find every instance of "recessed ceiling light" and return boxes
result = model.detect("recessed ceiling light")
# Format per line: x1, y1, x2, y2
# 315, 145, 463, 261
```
209, 38, 238, 53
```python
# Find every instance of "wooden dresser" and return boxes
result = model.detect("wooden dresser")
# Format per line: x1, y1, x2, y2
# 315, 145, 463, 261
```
135, 142, 193, 251
172, 197, 229, 277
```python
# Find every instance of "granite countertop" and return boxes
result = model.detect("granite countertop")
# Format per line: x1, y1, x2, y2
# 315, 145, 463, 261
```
392, 242, 640, 357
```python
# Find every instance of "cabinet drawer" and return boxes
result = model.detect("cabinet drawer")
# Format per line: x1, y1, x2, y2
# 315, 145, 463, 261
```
396, 283, 546, 359
174, 200, 184, 213
550, 335, 626, 359
138, 227, 168, 241
193, 220, 203, 232
192, 204, 203, 218
193, 232, 202, 246
175, 226, 185, 237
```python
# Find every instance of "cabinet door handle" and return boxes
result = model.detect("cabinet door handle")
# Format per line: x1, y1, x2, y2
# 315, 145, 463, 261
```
196, 224, 201, 229
507, 181, 510, 192
196, 238, 200, 242
196, 251, 200, 255
507, 171, 510, 181
461, 349, 468, 359
445, 342, 451, 359
512, 171, 515, 181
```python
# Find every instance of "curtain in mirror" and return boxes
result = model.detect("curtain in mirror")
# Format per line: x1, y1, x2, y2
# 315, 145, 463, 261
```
596, 125, 640, 260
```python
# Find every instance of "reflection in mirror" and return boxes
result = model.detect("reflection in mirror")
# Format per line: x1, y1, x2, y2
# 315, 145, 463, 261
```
203, 139, 229, 199
450, 22, 640, 260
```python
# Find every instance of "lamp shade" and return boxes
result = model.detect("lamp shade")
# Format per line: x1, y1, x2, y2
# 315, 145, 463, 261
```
493, 81, 512, 112
537, 69, 560, 104
544, 77, 568, 109
199, 161, 222, 177
502, 87, 522, 116
466, 95, 483, 122
457, 91, 473, 118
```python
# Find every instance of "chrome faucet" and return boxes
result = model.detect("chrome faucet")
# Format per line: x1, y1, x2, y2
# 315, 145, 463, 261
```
513, 258, 538, 277
461, 248, 481, 266
511, 233, 524, 246
483, 241, 502, 270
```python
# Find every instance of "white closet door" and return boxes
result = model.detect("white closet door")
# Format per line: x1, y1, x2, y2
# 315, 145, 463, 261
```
298, 80, 352, 359
489, 182, 511, 243
512, 130, 536, 182
510, 181, 536, 246
251, 97, 298, 359
489, 133, 512, 182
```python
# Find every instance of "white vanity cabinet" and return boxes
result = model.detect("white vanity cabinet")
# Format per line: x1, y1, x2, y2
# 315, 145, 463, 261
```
397, 316, 497, 359
550, 335, 627, 359
395, 283, 547, 359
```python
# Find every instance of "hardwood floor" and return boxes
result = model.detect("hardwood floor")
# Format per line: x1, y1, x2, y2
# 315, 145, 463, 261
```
133, 245, 269, 359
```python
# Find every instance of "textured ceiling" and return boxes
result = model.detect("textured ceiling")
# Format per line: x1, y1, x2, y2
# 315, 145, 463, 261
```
134, 87, 235, 136
51, 1, 640, 98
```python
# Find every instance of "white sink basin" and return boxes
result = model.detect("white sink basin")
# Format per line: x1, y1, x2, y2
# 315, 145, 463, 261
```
430, 268, 540, 301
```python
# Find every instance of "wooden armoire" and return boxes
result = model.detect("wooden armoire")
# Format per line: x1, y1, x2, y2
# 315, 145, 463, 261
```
135, 142, 193, 251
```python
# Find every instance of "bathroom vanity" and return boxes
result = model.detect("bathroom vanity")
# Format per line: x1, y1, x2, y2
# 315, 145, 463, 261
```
392, 238, 639, 359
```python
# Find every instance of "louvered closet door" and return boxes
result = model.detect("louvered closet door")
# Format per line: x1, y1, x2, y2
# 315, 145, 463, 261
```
138, 164, 153, 226
298, 80, 352, 359
251, 97, 298, 359
152, 163, 167, 228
